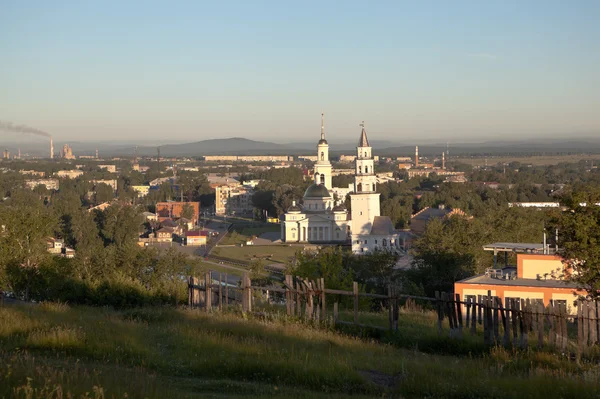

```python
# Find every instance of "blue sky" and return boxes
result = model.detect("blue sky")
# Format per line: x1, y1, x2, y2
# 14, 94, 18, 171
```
0, 0, 598, 143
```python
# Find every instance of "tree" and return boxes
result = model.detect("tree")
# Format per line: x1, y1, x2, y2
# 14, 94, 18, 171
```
556, 187, 600, 299
0, 203, 56, 299
181, 203, 195, 220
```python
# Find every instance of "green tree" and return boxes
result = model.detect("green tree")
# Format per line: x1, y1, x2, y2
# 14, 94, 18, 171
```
555, 187, 600, 299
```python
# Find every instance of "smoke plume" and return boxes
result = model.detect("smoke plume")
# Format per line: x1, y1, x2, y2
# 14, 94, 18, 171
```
0, 121, 51, 138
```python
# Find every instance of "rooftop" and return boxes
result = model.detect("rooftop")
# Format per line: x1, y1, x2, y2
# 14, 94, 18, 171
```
458, 274, 579, 289
482, 242, 556, 254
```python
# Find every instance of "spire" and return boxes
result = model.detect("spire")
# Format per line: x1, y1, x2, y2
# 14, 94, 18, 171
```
358, 121, 369, 147
318, 113, 328, 145
321, 113, 325, 140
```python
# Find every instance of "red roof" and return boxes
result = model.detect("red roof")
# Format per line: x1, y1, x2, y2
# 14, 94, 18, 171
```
186, 230, 208, 237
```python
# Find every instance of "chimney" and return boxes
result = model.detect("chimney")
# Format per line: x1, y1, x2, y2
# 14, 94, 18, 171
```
415, 146, 419, 167
442, 152, 445, 170
50, 136, 54, 159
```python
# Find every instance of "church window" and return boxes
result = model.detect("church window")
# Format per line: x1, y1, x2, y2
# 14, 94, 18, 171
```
359, 166, 362, 174
357, 183, 362, 192
322, 203, 325, 209
361, 248, 364, 253
383, 239, 387, 247
318, 227, 323, 240
364, 151, 367, 157
365, 166, 368, 174
375, 240, 377, 244
320, 174, 325, 184
321, 152, 324, 161
336, 232, 340, 239
364, 240, 368, 244
360, 211, 363, 215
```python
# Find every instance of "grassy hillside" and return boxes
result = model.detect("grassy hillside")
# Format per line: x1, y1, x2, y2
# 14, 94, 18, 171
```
1, 303, 600, 398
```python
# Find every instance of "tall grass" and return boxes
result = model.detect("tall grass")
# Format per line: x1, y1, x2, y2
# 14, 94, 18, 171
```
1, 303, 600, 398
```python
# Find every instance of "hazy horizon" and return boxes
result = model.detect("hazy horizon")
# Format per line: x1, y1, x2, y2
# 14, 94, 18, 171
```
1, 1, 599, 142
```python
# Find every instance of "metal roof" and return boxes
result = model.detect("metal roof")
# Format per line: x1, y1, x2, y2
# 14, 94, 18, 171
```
482, 242, 553, 253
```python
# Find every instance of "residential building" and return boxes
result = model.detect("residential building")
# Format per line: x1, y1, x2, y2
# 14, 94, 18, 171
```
98, 164, 117, 173
339, 155, 356, 163
25, 179, 59, 191
56, 170, 84, 179
92, 179, 118, 192
155, 227, 174, 242
297, 155, 318, 162
142, 211, 158, 222
46, 237, 64, 254
215, 185, 254, 216
19, 170, 45, 177
455, 243, 585, 315
132, 185, 150, 197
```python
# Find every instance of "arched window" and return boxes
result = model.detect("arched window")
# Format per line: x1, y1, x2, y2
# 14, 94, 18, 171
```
357, 183, 362, 192
321, 152, 324, 161
320, 174, 325, 184
315, 173, 320, 184
365, 166, 369, 174
359, 166, 362, 174
364, 151, 367, 158
383, 239, 387, 247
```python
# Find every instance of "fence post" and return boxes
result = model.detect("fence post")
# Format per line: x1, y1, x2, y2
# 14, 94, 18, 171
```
246, 273, 252, 312
224, 273, 228, 307
590, 301, 598, 345
393, 294, 399, 332
435, 291, 442, 335
353, 281, 359, 325
285, 274, 293, 317
465, 297, 471, 329
333, 301, 339, 324
320, 278, 326, 321
470, 297, 477, 335
388, 285, 393, 331
537, 301, 544, 349
577, 300, 584, 359
188, 276, 193, 307
455, 293, 463, 337
477, 295, 483, 325
295, 279, 302, 316
241, 272, 248, 312
218, 273, 223, 311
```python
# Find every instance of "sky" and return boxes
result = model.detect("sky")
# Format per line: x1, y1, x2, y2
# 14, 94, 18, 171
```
1, 0, 599, 144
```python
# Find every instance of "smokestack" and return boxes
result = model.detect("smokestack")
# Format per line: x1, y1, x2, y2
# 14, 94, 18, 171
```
543, 232, 547, 254
50, 136, 54, 159
415, 146, 419, 167
95, 149, 99, 159
442, 152, 445, 170
18, 148, 21, 159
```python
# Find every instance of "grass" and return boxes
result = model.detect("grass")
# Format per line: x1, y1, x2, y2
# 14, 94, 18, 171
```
212, 244, 301, 264
2, 302, 600, 398
192, 261, 245, 277
220, 223, 281, 246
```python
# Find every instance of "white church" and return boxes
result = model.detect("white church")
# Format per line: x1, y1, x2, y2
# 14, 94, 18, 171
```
280, 115, 404, 255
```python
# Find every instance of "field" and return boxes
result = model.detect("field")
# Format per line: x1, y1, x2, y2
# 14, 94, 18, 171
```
2, 302, 600, 398
454, 154, 599, 167
212, 245, 301, 265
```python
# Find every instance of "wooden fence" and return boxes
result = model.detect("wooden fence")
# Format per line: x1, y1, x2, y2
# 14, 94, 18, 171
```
188, 273, 600, 357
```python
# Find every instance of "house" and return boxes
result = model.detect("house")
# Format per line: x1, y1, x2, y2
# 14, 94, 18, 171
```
132, 185, 151, 197
185, 230, 208, 246
454, 242, 586, 315
47, 237, 64, 254
155, 227, 174, 242
142, 212, 158, 222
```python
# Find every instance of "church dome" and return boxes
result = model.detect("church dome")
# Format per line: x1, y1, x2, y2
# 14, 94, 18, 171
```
318, 139, 328, 145
287, 201, 302, 213
332, 203, 346, 212
304, 183, 331, 198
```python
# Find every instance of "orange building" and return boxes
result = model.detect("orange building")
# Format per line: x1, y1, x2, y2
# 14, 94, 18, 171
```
454, 243, 585, 315
156, 201, 200, 223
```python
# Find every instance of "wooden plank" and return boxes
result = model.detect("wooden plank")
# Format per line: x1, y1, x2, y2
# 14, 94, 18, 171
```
295, 279, 302, 317
548, 301, 556, 348
498, 297, 509, 347
470, 296, 477, 335
435, 291, 442, 335
455, 293, 463, 335
510, 299, 518, 347
482, 294, 490, 345
353, 281, 359, 325
218, 273, 223, 311
583, 301, 589, 349
285, 275, 291, 316
393, 295, 399, 332
560, 302, 568, 351
388, 285, 393, 331
205, 272, 212, 312
320, 278, 326, 321
224, 273, 228, 307
493, 296, 499, 344
589, 301, 597, 345
577, 301, 584, 358
465, 296, 471, 329
537, 302, 544, 349
477, 295, 483, 325
333, 301, 339, 323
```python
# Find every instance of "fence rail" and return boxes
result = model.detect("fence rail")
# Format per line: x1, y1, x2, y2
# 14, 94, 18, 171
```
188, 273, 600, 357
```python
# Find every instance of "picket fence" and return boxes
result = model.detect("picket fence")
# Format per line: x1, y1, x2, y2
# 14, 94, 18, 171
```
188, 272, 600, 357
